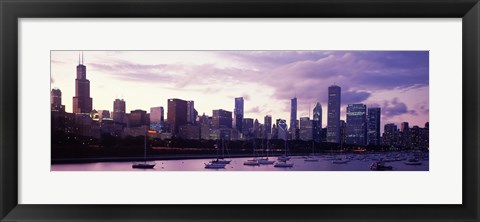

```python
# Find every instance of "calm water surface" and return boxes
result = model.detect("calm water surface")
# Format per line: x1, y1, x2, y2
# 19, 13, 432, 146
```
52, 153, 429, 171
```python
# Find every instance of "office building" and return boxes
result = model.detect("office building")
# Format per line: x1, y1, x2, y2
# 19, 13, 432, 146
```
383, 123, 398, 146
264, 115, 272, 139
212, 109, 232, 129
299, 117, 312, 141
187, 101, 196, 124
400, 122, 410, 148
167, 98, 188, 134
234, 97, 244, 132
51, 88, 65, 112
346, 104, 367, 146
312, 102, 322, 141
340, 120, 347, 145
112, 99, 126, 124
128, 109, 149, 127
242, 118, 254, 138
150, 106, 164, 132
367, 107, 381, 145
179, 124, 200, 140
327, 85, 341, 143
72, 54, 93, 114
290, 97, 298, 139
277, 119, 288, 141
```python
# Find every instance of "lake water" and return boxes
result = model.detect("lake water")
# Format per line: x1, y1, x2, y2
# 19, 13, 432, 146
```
51, 153, 429, 171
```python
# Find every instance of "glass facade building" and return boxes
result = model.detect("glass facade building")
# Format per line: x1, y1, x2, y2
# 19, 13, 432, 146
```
367, 107, 381, 145
327, 85, 341, 143
346, 104, 367, 146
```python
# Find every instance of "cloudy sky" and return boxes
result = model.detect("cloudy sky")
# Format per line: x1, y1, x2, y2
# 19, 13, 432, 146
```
51, 51, 429, 130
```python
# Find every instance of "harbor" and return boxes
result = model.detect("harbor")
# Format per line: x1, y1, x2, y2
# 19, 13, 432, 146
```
52, 151, 429, 171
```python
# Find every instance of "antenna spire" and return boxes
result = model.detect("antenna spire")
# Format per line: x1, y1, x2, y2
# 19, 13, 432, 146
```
82, 52, 84, 65
78, 53, 81, 65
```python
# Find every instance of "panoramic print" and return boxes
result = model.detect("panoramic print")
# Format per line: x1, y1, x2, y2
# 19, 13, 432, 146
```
50, 51, 429, 171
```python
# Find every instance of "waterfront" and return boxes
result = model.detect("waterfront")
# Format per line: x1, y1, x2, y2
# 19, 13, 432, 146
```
51, 152, 429, 171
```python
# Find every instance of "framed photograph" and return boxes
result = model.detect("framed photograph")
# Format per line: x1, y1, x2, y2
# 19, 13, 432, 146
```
1, 0, 479, 221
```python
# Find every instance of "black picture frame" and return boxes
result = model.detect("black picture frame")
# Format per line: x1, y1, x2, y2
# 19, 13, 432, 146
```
1, 0, 479, 221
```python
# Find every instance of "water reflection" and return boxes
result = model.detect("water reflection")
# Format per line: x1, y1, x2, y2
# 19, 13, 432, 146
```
52, 153, 429, 171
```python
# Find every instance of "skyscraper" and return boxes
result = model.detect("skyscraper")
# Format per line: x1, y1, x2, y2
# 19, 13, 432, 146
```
212, 109, 232, 129
167, 98, 188, 135
299, 117, 312, 141
340, 120, 346, 145
72, 53, 92, 114
290, 97, 297, 139
277, 119, 288, 141
367, 107, 381, 145
112, 99, 126, 124
400, 122, 410, 148
128, 109, 149, 127
150, 106, 164, 132
253, 118, 261, 138
51, 88, 65, 112
327, 85, 341, 143
312, 102, 322, 141
187, 101, 196, 124
345, 104, 367, 146
234, 97, 244, 132
242, 118, 254, 137
264, 115, 272, 139
383, 123, 398, 146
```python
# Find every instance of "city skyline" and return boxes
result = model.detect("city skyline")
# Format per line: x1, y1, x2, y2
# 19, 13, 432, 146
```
51, 51, 429, 129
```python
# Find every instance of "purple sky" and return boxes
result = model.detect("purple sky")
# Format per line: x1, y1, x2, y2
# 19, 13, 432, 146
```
51, 51, 429, 130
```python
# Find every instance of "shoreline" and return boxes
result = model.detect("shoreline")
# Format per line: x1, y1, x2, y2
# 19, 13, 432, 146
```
51, 150, 427, 164
51, 153, 286, 164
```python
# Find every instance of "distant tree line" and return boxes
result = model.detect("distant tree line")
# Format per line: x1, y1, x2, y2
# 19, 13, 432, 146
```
52, 130, 426, 159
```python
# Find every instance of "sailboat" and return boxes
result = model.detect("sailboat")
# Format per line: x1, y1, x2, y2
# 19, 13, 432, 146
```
305, 141, 319, 162
277, 140, 291, 161
257, 139, 275, 165
244, 139, 260, 166
210, 138, 231, 164
275, 140, 293, 168
205, 139, 229, 169
132, 132, 156, 169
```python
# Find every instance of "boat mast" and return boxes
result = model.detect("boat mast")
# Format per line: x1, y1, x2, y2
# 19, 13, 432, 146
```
216, 139, 220, 161
222, 138, 225, 159
144, 130, 147, 162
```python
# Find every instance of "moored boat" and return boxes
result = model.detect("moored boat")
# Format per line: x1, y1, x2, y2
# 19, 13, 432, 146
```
204, 162, 227, 169
274, 161, 294, 168
243, 159, 260, 166
370, 162, 393, 171
132, 131, 155, 169
404, 158, 422, 165
257, 157, 275, 165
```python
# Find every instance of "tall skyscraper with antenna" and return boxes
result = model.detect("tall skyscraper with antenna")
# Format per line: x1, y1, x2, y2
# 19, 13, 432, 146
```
72, 53, 93, 113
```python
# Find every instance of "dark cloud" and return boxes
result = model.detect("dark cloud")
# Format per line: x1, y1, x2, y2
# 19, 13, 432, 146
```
83, 51, 427, 123
218, 51, 428, 108
342, 91, 371, 104
382, 98, 415, 118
